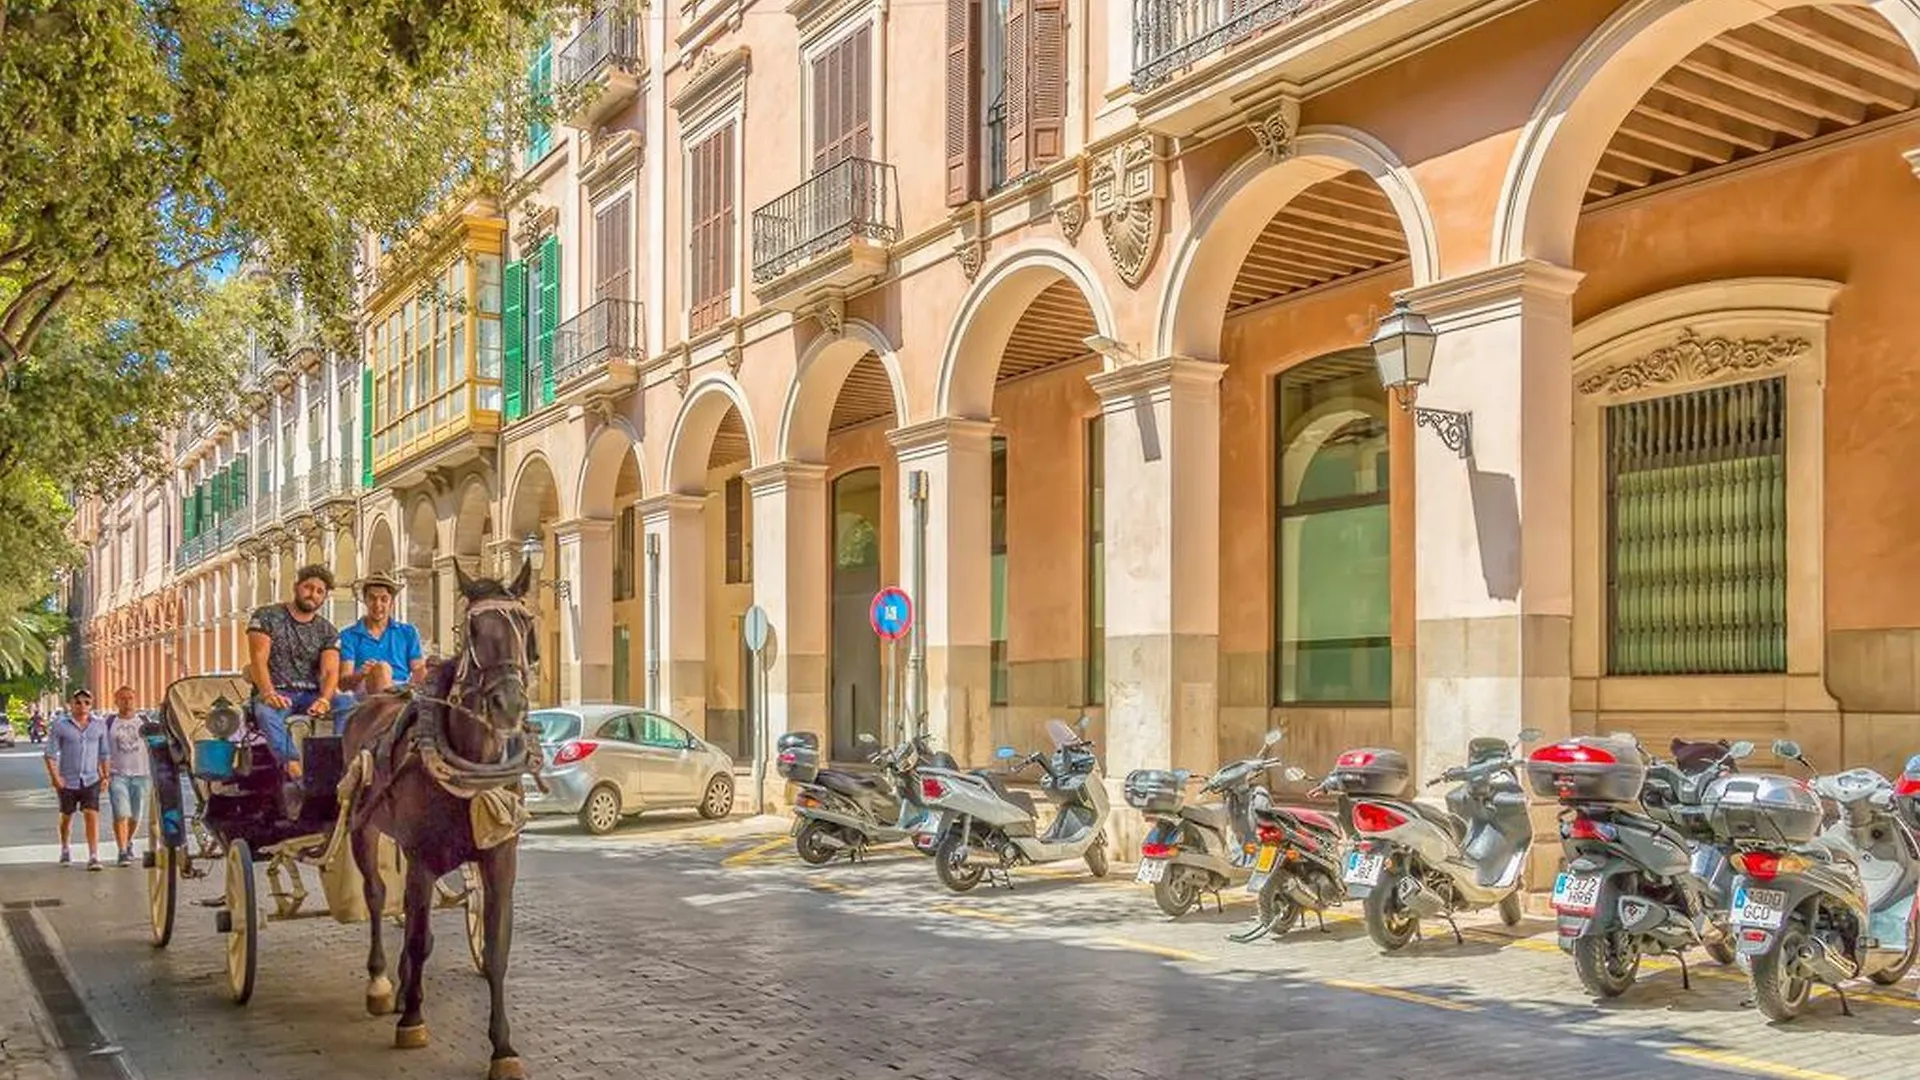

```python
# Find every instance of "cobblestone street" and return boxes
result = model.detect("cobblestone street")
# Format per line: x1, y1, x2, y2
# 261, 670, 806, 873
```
3, 754, 1919, 1079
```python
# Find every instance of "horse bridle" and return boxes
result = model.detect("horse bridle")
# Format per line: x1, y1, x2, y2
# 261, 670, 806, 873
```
405, 597, 541, 781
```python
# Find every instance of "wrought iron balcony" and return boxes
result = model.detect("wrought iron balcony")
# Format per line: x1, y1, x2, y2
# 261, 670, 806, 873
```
280, 476, 306, 518
751, 158, 899, 302
552, 298, 646, 389
560, 6, 644, 128
308, 468, 337, 505
1132, 0, 1326, 93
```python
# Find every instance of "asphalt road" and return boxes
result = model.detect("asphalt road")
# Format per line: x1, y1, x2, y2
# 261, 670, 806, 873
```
0, 750, 1811, 1080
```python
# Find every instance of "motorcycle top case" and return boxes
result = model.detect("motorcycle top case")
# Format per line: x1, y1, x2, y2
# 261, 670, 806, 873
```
1523, 735, 1647, 804
1123, 769, 1185, 814
1703, 773, 1824, 845
1325, 747, 1411, 798
776, 731, 820, 784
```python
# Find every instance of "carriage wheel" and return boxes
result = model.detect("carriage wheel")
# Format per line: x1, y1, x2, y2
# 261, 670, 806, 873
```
224, 840, 258, 1005
146, 803, 177, 948
463, 864, 487, 977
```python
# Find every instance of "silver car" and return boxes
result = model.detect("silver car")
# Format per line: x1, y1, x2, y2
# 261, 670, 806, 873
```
524, 704, 737, 834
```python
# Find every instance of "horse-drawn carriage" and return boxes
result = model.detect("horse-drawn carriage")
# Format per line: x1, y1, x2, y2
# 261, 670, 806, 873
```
141, 672, 485, 1004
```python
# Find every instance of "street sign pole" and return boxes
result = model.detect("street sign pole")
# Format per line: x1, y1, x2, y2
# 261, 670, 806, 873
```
742, 605, 771, 815
907, 470, 929, 742
869, 587, 914, 746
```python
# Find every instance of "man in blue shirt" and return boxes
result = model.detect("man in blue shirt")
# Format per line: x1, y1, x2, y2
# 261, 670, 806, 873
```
339, 571, 425, 698
42, 688, 111, 870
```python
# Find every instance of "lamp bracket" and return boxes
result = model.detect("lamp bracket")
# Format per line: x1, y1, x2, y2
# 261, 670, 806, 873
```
1412, 407, 1472, 459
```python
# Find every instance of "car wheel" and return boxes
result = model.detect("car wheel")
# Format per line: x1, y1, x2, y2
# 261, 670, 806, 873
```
698, 774, 734, 820
578, 785, 622, 836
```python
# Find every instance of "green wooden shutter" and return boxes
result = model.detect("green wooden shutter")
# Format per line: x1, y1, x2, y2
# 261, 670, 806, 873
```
360, 368, 374, 486
503, 260, 526, 420
538, 235, 559, 405
526, 43, 553, 165
180, 495, 190, 541
236, 453, 248, 507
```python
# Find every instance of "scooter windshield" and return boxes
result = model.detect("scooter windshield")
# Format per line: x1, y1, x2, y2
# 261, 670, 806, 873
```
1046, 719, 1080, 749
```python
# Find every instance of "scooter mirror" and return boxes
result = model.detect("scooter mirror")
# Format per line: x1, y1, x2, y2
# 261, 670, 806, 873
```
856, 732, 877, 746
1772, 739, 1803, 761
1905, 753, 1920, 777
1283, 766, 1307, 782
995, 746, 1019, 760
1729, 740, 1755, 759
1517, 727, 1543, 745
1077, 716, 1092, 732
1262, 730, 1284, 747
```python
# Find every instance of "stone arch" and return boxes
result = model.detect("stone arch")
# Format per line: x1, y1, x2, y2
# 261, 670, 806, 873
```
506, 452, 562, 541
365, 515, 397, 575
662, 375, 760, 496
576, 417, 644, 520
1158, 127, 1441, 363
404, 495, 438, 569
1493, 0, 1920, 266
334, 527, 359, 584
936, 242, 1118, 420
778, 320, 911, 462
452, 475, 492, 558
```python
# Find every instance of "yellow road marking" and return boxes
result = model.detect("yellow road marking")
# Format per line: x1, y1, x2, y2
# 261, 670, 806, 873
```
806, 880, 865, 896
1091, 937, 1212, 963
931, 904, 1023, 925
1323, 978, 1480, 1012
1667, 1048, 1854, 1080
720, 836, 791, 868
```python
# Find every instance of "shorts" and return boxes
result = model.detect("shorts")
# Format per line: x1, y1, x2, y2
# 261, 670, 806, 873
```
58, 783, 100, 815
109, 774, 151, 822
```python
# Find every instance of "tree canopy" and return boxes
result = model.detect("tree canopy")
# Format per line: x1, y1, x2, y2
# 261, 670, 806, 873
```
0, 0, 568, 605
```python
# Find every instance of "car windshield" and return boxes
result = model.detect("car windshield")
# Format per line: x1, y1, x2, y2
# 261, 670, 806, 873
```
527, 711, 582, 744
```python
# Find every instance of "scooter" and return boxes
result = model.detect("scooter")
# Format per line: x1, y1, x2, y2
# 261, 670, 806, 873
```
1529, 735, 1747, 998
1128, 730, 1284, 917
918, 717, 1110, 893
1717, 740, 1920, 1020
1335, 729, 1541, 951
1229, 759, 1350, 942
786, 732, 955, 864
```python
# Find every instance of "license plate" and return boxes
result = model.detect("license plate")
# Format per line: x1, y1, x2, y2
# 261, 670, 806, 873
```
1345, 851, 1384, 886
1552, 872, 1601, 916
1255, 846, 1279, 873
1733, 886, 1788, 929
1135, 859, 1168, 884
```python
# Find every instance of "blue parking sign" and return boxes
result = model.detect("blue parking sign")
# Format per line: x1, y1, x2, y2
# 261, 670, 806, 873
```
869, 587, 913, 641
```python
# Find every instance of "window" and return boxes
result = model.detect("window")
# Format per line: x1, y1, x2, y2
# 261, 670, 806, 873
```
1607, 379, 1786, 675
982, 0, 1008, 192
1275, 356, 1391, 705
724, 474, 749, 584
946, 0, 1065, 205
613, 624, 632, 703
831, 468, 884, 760
614, 505, 638, 601
688, 124, 737, 335
594, 196, 633, 303
525, 42, 554, 166
1085, 416, 1104, 706
595, 715, 636, 742
811, 26, 873, 173
990, 435, 1009, 706
639, 713, 690, 749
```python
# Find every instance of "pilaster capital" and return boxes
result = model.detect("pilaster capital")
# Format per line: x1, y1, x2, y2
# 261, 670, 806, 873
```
1395, 259, 1584, 332
397, 566, 434, 587
1087, 355, 1225, 405
740, 460, 828, 497
551, 517, 616, 543
635, 492, 705, 526
885, 416, 997, 460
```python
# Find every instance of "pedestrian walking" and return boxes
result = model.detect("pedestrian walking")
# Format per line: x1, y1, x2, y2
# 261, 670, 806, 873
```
42, 688, 111, 870
245, 564, 351, 781
106, 685, 151, 867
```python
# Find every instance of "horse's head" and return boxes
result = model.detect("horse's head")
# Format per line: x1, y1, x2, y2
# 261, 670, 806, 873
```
448, 560, 540, 756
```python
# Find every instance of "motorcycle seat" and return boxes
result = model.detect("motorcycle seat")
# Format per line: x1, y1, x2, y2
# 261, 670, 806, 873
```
817, 769, 886, 800
1280, 806, 1339, 834
1179, 804, 1229, 833
1405, 800, 1467, 844
971, 770, 1037, 818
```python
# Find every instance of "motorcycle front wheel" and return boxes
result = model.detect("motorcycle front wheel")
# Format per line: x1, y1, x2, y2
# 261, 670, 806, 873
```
1363, 872, 1419, 952
1573, 931, 1641, 998
1868, 931, 1918, 985
1153, 870, 1199, 917
1749, 923, 1814, 1022
935, 832, 985, 893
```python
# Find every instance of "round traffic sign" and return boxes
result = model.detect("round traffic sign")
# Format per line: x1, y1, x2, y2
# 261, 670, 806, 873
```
869, 587, 913, 641
742, 605, 771, 652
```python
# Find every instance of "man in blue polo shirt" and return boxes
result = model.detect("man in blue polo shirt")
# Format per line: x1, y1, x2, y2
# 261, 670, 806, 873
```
339, 571, 425, 698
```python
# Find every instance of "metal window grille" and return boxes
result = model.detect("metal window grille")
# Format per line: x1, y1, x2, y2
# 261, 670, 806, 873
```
1606, 378, 1787, 675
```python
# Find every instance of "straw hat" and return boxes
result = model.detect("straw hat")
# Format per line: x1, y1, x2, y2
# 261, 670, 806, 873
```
357, 571, 406, 598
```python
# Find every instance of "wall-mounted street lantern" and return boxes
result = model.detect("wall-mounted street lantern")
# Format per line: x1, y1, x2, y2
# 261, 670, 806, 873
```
520, 532, 570, 599
1370, 299, 1472, 459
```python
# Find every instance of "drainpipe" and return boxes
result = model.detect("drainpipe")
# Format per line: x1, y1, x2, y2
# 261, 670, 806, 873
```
908, 469, 928, 743
645, 531, 660, 709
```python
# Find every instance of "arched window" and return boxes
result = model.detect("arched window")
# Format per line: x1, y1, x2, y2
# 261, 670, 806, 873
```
1275, 352, 1391, 704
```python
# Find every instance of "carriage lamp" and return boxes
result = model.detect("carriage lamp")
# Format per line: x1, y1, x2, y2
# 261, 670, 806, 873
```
1371, 299, 1471, 459
520, 532, 569, 599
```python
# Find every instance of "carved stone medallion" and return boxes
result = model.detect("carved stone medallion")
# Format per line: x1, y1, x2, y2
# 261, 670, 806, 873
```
1248, 98, 1301, 164
1088, 135, 1166, 289
1577, 328, 1811, 396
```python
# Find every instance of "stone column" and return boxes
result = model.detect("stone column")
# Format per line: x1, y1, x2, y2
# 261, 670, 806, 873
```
398, 567, 436, 653
743, 461, 829, 812
1087, 358, 1225, 845
886, 418, 995, 767
431, 556, 466, 655
554, 518, 615, 704
638, 494, 707, 738
1399, 261, 1581, 888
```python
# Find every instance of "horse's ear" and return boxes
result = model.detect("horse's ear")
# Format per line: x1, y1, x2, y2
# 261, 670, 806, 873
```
509, 558, 533, 599
453, 559, 478, 599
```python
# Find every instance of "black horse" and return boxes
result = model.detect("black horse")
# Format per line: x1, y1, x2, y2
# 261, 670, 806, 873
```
343, 562, 538, 1080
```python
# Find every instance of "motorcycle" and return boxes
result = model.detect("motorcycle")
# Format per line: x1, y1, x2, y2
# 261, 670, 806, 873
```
781, 731, 955, 864
918, 717, 1110, 893
28, 718, 46, 744
1334, 729, 1542, 951
1229, 758, 1349, 942
1527, 734, 1748, 997
1127, 729, 1283, 917
1716, 739, 1920, 1020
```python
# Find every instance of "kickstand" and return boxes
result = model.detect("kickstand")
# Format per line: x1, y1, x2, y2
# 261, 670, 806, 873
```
1315, 908, 1329, 934
1675, 950, 1691, 991
1444, 915, 1464, 946
1837, 984, 1853, 1017
1206, 889, 1224, 915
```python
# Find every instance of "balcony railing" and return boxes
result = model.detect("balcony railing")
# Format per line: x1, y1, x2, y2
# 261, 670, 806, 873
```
280, 476, 306, 517
559, 6, 642, 96
552, 299, 646, 386
309, 469, 337, 504
1132, 0, 1326, 92
751, 158, 899, 285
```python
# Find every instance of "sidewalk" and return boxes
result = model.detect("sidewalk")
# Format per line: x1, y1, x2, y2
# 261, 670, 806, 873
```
0, 905, 72, 1080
